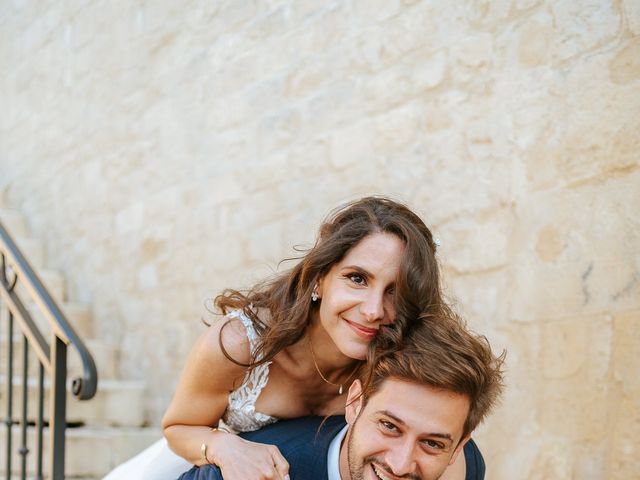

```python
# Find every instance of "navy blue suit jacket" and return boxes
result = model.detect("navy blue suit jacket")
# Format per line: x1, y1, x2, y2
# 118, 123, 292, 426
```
177, 416, 485, 480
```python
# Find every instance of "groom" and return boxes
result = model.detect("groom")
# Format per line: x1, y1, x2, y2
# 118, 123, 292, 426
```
178, 314, 504, 480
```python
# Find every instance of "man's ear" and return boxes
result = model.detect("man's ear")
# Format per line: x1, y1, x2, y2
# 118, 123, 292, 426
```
448, 435, 471, 466
345, 379, 364, 425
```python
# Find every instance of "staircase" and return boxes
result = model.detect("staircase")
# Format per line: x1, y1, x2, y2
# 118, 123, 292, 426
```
0, 191, 160, 479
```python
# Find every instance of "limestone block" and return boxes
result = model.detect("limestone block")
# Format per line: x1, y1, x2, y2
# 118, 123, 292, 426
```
438, 206, 513, 274
362, 50, 447, 112
301, 78, 364, 134
246, 220, 286, 264
609, 36, 640, 85
329, 118, 375, 170
611, 311, 640, 397
463, 0, 512, 28
532, 315, 618, 475
372, 102, 423, 154
257, 107, 301, 153
453, 34, 493, 71
509, 173, 640, 321
284, 58, 334, 99
517, 18, 554, 67
444, 270, 510, 330
292, 4, 350, 59
287, 138, 330, 177
378, 10, 435, 67
348, 26, 388, 74
0, 209, 28, 237
244, 7, 293, 44
353, 0, 401, 25
549, 1, 620, 62
622, 0, 640, 35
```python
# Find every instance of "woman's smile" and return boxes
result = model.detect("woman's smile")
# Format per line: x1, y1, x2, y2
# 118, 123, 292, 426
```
344, 318, 379, 340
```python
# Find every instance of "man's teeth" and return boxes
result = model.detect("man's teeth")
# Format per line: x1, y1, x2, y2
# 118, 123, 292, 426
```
372, 464, 392, 480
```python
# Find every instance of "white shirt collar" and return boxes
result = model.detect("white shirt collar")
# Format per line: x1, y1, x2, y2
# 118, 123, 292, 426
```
327, 424, 349, 480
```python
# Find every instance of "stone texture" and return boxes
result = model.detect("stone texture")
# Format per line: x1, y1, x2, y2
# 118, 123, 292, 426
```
0, 1, 638, 478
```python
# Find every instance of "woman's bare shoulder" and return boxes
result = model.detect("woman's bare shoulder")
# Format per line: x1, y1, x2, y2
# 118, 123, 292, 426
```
199, 314, 253, 367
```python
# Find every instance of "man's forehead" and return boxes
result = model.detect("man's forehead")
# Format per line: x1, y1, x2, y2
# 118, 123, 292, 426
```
365, 378, 470, 440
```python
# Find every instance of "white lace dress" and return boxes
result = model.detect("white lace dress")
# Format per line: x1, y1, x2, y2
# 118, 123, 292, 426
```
103, 310, 278, 479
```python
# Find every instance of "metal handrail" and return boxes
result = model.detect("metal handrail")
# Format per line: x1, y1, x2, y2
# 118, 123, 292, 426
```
0, 219, 97, 400
0, 216, 98, 479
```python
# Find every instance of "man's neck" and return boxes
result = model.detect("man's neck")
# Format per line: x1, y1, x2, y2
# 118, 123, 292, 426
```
338, 428, 351, 480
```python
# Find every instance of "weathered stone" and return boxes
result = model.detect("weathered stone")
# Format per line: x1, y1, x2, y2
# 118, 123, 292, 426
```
609, 36, 640, 85
0, 3, 638, 478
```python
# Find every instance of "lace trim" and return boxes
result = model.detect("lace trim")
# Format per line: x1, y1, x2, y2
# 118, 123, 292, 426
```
221, 309, 278, 433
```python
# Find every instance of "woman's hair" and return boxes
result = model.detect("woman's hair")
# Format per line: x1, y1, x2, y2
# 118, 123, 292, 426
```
215, 196, 442, 367
361, 311, 506, 440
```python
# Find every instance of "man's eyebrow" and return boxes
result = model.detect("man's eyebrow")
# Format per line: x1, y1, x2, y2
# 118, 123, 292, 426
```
377, 410, 406, 426
376, 410, 454, 442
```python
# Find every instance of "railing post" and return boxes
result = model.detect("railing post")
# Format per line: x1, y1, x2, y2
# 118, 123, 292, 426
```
50, 335, 67, 480
3, 310, 14, 480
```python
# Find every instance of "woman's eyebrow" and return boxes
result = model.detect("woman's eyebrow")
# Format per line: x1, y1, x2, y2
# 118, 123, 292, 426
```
340, 265, 374, 278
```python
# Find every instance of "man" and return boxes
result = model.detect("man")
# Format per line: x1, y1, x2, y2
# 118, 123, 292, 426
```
179, 313, 505, 480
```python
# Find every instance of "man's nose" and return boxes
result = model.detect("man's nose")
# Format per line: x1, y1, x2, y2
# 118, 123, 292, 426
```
385, 440, 417, 477
360, 289, 385, 323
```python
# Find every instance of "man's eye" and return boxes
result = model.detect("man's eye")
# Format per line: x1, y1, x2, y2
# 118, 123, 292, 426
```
380, 420, 397, 432
423, 439, 444, 450
348, 273, 366, 285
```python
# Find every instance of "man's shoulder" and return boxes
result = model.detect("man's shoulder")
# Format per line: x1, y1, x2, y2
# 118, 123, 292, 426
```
240, 415, 346, 464
178, 416, 347, 480
464, 438, 486, 480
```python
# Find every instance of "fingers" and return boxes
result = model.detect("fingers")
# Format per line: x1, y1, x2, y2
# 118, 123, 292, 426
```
269, 445, 290, 480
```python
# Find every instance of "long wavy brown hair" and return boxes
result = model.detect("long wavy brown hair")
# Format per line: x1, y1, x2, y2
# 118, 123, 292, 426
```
215, 196, 442, 368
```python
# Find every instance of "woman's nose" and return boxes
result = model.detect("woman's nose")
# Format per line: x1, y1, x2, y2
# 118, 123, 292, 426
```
360, 290, 385, 323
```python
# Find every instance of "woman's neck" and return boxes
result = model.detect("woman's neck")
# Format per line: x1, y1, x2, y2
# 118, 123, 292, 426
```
299, 317, 362, 380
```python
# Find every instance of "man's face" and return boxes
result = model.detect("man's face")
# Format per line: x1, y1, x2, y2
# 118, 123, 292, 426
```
340, 379, 470, 480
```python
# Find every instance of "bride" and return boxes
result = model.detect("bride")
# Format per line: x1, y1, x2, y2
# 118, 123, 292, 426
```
105, 196, 463, 480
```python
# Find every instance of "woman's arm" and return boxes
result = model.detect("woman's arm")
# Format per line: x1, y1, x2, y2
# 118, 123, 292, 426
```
162, 317, 289, 479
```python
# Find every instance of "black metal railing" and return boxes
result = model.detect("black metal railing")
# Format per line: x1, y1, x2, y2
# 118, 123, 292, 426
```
0, 218, 98, 480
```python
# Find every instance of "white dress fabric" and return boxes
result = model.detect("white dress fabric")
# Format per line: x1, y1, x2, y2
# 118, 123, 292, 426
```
103, 310, 278, 479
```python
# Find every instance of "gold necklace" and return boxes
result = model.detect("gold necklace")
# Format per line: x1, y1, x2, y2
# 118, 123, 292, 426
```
307, 336, 360, 395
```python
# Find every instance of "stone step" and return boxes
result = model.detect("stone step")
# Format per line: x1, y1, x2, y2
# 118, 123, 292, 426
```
0, 334, 118, 380
1, 298, 92, 343
0, 376, 147, 427
0, 208, 29, 237
21, 300, 94, 340
13, 267, 66, 305
0, 425, 161, 479
11, 235, 46, 270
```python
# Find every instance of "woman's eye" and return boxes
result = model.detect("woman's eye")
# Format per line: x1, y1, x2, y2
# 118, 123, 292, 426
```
347, 273, 366, 285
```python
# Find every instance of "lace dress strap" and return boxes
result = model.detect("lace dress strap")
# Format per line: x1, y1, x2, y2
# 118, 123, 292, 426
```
220, 309, 278, 433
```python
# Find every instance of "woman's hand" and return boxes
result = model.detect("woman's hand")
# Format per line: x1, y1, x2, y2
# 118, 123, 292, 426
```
209, 433, 290, 480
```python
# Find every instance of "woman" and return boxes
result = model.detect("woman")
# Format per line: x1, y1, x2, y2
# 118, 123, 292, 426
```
106, 196, 452, 479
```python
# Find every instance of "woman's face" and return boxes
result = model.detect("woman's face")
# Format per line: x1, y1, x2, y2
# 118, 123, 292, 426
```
317, 232, 405, 360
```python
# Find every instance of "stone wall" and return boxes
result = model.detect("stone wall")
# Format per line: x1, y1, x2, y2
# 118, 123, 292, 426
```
1, 1, 638, 478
